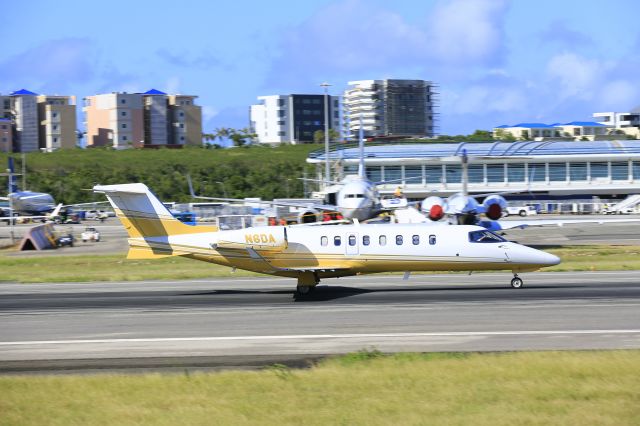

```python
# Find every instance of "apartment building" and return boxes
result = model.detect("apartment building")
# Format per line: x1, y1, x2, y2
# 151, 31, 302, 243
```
0, 118, 12, 153
0, 90, 77, 152
594, 110, 640, 138
168, 94, 202, 146
250, 94, 340, 145
83, 89, 202, 149
37, 95, 77, 151
493, 121, 613, 141
343, 79, 437, 139
11, 89, 39, 152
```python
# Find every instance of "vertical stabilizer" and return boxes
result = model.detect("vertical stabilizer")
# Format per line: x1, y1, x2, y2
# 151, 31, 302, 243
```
93, 183, 217, 239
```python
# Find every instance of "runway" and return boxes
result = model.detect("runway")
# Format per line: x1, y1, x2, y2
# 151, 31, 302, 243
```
1, 271, 639, 372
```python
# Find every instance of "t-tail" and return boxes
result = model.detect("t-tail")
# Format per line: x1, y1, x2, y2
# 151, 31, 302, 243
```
93, 183, 218, 259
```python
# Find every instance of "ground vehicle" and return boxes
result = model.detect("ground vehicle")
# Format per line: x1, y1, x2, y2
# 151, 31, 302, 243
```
81, 227, 101, 242
505, 205, 537, 217
56, 234, 74, 247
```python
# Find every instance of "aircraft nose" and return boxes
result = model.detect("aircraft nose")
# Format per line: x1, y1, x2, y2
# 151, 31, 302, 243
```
538, 251, 561, 266
526, 247, 560, 266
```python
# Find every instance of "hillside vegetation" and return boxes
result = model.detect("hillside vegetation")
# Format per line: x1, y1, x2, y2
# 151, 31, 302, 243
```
0, 145, 321, 204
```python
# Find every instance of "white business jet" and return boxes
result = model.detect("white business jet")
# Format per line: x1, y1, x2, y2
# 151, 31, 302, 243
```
94, 183, 560, 296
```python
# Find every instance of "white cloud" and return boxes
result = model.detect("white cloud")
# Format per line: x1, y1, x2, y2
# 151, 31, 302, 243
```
0, 38, 96, 93
428, 0, 509, 64
202, 106, 219, 121
166, 77, 181, 94
545, 52, 605, 100
600, 80, 639, 110
265, 0, 510, 89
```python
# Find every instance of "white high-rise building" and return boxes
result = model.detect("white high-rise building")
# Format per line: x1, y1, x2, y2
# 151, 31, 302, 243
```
343, 79, 437, 139
250, 94, 340, 145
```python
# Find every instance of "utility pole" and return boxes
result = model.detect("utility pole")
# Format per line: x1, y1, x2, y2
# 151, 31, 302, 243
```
21, 153, 26, 190
320, 82, 332, 188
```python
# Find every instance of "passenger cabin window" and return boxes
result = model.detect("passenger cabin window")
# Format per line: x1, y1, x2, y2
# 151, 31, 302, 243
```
429, 235, 436, 245
396, 235, 403, 245
348, 235, 356, 246
468, 230, 506, 243
379, 235, 387, 246
334, 236, 341, 246
412, 235, 419, 245
362, 235, 370, 246
321, 236, 328, 246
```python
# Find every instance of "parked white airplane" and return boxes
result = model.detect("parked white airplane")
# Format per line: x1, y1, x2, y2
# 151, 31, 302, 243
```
94, 183, 560, 295
395, 150, 640, 231
188, 119, 413, 223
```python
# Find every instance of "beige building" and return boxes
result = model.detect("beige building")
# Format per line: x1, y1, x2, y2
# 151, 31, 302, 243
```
0, 118, 12, 153
84, 92, 144, 148
0, 90, 77, 152
84, 89, 202, 149
0, 95, 11, 119
168, 95, 202, 146
37, 95, 77, 151
494, 121, 613, 141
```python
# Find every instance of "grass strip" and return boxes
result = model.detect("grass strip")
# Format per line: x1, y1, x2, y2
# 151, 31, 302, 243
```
1, 350, 639, 425
2, 245, 640, 283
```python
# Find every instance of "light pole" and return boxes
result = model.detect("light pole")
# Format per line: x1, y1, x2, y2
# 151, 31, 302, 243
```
216, 181, 228, 198
320, 82, 332, 187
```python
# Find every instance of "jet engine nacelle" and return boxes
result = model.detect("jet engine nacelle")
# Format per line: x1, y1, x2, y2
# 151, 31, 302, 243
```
298, 208, 321, 224
214, 227, 288, 252
421, 196, 447, 221
482, 195, 507, 221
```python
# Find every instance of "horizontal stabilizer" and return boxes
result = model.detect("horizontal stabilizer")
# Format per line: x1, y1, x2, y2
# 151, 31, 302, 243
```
126, 246, 176, 260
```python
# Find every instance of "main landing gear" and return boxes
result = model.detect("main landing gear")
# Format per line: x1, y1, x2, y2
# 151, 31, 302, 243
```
295, 272, 319, 297
510, 274, 524, 289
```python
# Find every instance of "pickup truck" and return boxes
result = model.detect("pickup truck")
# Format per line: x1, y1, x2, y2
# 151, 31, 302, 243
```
505, 205, 537, 217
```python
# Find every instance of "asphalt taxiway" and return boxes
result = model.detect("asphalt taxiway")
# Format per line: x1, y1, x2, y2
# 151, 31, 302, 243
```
1, 271, 639, 372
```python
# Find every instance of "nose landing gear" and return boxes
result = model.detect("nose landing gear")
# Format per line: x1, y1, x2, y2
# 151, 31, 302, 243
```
510, 274, 523, 289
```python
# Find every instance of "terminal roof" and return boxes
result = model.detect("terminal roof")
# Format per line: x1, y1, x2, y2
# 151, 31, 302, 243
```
309, 140, 640, 161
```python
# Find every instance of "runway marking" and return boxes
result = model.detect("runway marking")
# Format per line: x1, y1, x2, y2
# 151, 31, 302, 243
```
2, 329, 640, 346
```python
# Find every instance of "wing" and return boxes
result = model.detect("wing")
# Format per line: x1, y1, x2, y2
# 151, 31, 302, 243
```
186, 175, 338, 212
484, 217, 640, 231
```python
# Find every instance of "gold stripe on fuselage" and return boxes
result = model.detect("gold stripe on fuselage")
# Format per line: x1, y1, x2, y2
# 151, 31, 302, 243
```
114, 208, 218, 238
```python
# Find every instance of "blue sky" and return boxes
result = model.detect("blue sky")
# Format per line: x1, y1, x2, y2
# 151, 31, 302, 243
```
1, 0, 639, 135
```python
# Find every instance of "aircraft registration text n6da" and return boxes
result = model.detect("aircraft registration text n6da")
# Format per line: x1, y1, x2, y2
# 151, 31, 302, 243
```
213, 227, 288, 251
245, 233, 277, 244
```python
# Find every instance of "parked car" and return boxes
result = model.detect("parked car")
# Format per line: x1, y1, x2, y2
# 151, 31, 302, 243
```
505, 205, 538, 217
81, 227, 101, 242
56, 233, 74, 247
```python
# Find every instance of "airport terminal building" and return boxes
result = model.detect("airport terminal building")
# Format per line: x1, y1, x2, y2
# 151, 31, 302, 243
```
307, 140, 640, 200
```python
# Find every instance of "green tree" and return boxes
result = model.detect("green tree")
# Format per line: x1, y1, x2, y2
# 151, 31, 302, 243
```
520, 130, 530, 141
210, 127, 257, 147
467, 130, 494, 141
313, 129, 340, 144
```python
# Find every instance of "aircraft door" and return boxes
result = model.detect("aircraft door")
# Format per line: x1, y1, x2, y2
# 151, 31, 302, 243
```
499, 243, 511, 263
345, 233, 359, 255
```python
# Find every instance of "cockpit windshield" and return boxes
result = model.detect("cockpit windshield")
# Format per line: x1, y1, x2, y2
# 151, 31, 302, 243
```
468, 230, 507, 243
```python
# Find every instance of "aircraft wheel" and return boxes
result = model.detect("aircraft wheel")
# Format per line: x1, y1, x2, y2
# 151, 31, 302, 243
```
296, 285, 312, 296
511, 276, 523, 288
